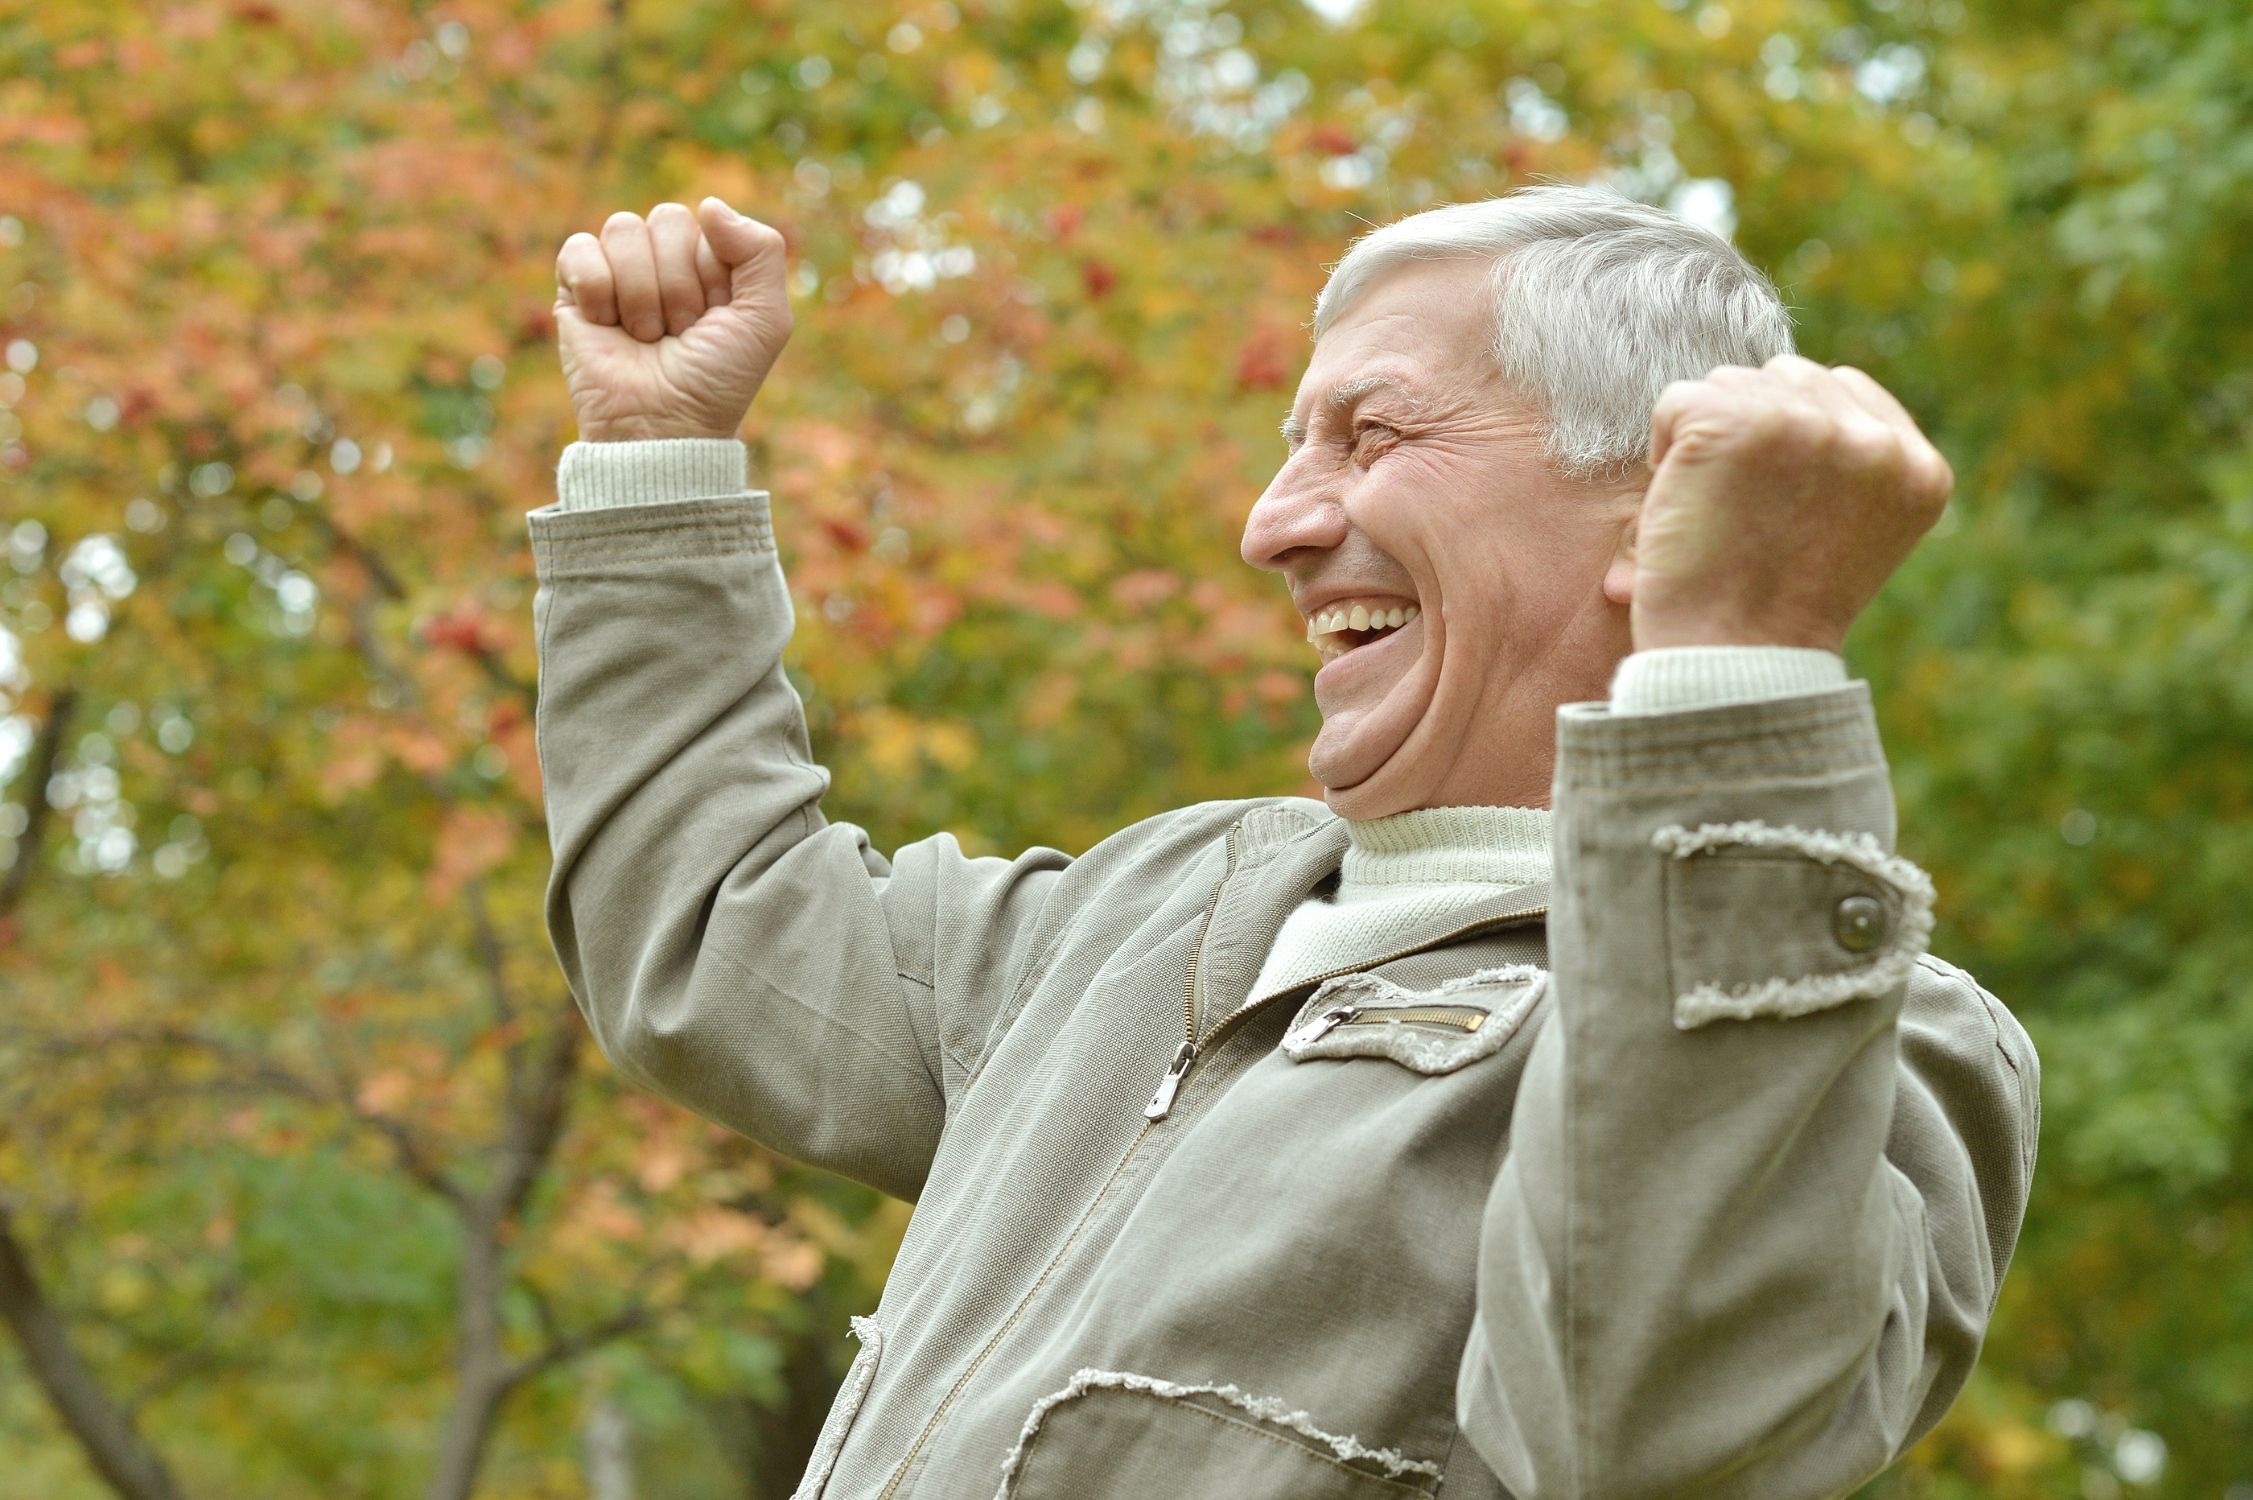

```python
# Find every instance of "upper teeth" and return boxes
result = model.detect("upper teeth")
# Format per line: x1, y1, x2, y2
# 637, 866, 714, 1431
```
1306, 602, 1418, 640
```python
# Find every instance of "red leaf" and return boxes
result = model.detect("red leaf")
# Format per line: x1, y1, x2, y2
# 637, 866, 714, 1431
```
1235, 325, 1291, 391
1047, 204, 1085, 240
1082, 259, 1118, 299
1309, 123, 1358, 156
419, 603, 487, 653
819, 515, 870, 551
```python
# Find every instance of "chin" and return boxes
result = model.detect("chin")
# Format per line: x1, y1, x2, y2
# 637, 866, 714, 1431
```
1310, 734, 1428, 821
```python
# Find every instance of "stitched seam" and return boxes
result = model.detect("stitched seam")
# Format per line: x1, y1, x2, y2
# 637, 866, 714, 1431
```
535, 517, 772, 551
542, 522, 772, 549
535, 505, 770, 534
903, 971, 979, 1080
1926, 956, 2040, 1180
539, 541, 775, 576
882, 1138, 1152, 1500
540, 514, 769, 541
1432, 1426, 1462, 1499
962, 813, 1247, 1095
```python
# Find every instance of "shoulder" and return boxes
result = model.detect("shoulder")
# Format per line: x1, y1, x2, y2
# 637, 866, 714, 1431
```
1908, 952, 2037, 1076
1079, 794, 1334, 871
1904, 951, 2041, 1161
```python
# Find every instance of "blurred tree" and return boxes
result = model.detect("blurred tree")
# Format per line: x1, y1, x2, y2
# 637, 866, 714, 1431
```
0, 0, 2244, 1496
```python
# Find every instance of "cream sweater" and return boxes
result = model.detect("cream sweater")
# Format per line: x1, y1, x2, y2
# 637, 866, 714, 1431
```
552, 438, 1848, 1003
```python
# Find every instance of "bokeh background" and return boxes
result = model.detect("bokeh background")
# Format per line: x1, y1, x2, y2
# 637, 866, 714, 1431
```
1, 0, 2247, 1495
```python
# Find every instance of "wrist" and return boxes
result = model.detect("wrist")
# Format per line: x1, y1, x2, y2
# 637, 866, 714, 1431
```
576, 418, 743, 443
1630, 613, 1845, 654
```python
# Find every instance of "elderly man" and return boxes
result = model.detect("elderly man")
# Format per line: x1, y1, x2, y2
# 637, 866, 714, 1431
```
530, 184, 2037, 1500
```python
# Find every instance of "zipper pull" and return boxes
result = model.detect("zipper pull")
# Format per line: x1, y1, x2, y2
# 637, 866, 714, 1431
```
1144, 1040, 1199, 1121
1289, 1005, 1359, 1046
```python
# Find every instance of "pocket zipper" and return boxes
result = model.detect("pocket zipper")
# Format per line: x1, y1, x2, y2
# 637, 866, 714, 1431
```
1289, 1001, 1488, 1046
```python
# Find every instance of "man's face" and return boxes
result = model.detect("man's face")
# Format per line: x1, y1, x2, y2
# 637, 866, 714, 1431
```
1242, 258, 1640, 817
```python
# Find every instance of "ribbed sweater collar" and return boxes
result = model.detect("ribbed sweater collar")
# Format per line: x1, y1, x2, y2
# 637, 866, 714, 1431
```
1339, 804, 1553, 894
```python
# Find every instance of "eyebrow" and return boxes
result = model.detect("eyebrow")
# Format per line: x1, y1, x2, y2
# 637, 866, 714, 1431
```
1280, 373, 1411, 447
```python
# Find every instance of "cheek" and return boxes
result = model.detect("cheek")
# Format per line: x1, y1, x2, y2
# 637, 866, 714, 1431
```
1339, 453, 1464, 559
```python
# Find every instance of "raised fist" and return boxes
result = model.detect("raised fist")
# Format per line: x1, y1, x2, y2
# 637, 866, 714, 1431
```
1622, 354, 1955, 653
553, 197, 793, 442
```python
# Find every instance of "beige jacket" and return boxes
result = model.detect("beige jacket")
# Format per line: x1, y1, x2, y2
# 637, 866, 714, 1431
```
525, 482, 2039, 1500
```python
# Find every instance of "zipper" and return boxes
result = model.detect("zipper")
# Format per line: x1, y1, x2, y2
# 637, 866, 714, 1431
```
880, 819, 1248, 1500
1146, 889, 1549, 1122
1288, 1001, 1489, 1045
874, 851, 1539, 1498
1145, 820, 1243, 1120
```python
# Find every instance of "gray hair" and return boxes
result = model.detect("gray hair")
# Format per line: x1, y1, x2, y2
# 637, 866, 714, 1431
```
1311, 182, 1794, 482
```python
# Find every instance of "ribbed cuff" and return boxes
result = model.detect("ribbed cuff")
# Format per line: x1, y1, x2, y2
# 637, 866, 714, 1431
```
1607, 646, 1848, 716
553, 438, 750, 510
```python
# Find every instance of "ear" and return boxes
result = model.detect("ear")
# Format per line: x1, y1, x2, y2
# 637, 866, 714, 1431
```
1601, 511, 1637, 608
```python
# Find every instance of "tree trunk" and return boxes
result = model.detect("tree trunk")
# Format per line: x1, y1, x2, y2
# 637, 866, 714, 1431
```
582, 1387, 634, 1500
423, 1226, 508, 1500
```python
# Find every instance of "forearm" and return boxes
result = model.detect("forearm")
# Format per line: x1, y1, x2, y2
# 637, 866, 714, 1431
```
1462, 686, 1951, 1500
527, 447, 948, 1197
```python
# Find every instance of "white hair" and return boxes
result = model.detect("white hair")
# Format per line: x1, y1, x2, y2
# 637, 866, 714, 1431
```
1311, 182, 1794, 481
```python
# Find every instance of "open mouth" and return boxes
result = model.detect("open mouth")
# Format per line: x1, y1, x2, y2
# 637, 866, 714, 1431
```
1305, 597, 1420, 664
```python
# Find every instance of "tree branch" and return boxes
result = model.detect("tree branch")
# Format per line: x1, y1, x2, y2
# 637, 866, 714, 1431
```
306, 509, 535, 704
0, 685, 78, 927
501, 1301, 651, 1394
8, 1022, 467, 1209
0, 1201, 190, 1500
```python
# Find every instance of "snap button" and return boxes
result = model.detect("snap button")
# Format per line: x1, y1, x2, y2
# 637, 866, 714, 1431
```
1833, 894, 1887, 953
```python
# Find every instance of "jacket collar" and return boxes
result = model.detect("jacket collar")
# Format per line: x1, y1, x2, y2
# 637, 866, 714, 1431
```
1196, 806, 1549, 1026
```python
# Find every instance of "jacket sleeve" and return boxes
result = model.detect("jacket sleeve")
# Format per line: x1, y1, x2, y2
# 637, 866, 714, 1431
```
525, 454, 1068, 1203
1458, 684, 2040, 1500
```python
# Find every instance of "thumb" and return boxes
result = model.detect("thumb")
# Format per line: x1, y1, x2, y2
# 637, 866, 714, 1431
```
697, 197, 787, 303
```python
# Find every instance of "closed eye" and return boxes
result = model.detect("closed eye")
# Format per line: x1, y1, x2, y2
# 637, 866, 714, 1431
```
1352, 421, 1402, 460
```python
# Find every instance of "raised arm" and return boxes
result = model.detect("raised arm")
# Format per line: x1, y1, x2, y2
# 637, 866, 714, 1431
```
529, 199, 1069, 1201
1459, 357, 2040, 1497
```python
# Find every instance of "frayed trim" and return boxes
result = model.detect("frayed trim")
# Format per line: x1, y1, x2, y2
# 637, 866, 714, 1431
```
1286, 965, 1547, 1073
994, 1368, 1442, 1497
1428, 962, 1547, 995
1652, 821, 1936, 1031
1306, 963, 1546, 1009
789, 1317, 881, 1500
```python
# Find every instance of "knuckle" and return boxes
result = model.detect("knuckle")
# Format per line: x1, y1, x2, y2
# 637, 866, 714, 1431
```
1745, 402, 1812, 446
1839, 424, 1900, 469
648, 200, 690, 220
1912, 449, 1954, 502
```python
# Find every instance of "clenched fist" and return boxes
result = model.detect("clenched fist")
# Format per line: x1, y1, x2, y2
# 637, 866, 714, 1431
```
1622, 354, 1954, 653
554, 197, 793, 442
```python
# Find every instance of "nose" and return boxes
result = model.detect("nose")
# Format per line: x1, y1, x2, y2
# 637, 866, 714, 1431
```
1241, 454, 1348, 574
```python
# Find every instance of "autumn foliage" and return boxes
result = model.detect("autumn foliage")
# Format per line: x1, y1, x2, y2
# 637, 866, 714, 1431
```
1, 0, 2248, 1497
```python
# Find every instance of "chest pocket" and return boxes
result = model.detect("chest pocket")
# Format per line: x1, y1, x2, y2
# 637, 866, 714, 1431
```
1279, 964, 1547, 1076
